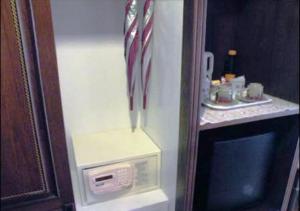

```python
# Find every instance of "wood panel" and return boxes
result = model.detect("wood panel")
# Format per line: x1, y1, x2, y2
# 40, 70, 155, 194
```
205, 0, 299, 103
1, 0, 50, 202
176, 0, 207, 210
205, 0, 244, 80
237, 0, 299, 103
1, 0, 74, 210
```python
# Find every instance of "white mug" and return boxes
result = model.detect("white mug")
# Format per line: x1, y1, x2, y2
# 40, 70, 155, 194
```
247, 83, 264, 99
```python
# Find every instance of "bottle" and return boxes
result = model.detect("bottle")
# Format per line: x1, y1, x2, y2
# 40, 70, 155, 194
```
223, 49, 238, 81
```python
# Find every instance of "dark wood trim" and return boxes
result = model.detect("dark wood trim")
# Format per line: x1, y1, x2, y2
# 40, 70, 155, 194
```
1, 0, 55, 205
5, 198, 61, 211
281, 140, 299, 211
176, 0, 207, 210
1, 0, 74, 210
28, 0, 74, 206
16, 0, 57, 199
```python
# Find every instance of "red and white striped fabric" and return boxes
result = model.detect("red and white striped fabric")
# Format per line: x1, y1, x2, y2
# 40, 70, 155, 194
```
124, 0, 139, 111
141, 0, 154, 109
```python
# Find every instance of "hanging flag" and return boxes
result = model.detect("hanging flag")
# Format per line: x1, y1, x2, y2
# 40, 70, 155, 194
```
141, 0, 154, 109
124, 0, 139, 111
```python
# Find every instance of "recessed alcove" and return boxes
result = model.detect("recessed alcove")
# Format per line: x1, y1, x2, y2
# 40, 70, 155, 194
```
205, 0, 299, 103
196, 0, 299, 210
50, 0, 184, 210
200, 0, 299, 129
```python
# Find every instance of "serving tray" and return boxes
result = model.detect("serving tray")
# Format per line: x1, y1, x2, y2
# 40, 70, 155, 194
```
203, 94, 272, 110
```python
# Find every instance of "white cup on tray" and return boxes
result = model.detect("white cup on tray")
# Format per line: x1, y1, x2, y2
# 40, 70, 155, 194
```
247, 83, 264, 100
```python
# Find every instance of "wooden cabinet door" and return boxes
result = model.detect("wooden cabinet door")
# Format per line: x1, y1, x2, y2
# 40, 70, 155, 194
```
1, 0, 74, 210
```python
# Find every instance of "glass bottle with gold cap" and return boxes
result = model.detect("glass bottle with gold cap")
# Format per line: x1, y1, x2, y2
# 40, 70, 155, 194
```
223, 49, 238, 81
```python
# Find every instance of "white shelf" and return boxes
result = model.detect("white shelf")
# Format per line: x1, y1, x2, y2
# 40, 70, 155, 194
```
75, 189, 168, 211
72, 128, 160, 168
200, 94, 299, 131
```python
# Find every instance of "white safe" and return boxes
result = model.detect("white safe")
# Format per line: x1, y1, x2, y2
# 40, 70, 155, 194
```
72, 129, 161, 205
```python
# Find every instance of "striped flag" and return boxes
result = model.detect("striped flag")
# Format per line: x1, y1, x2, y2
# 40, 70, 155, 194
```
124, 0, 139, 111
141, 0, 154, 109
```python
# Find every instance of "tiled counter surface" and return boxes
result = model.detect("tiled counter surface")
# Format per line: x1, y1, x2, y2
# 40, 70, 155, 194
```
200, 94, 299, 131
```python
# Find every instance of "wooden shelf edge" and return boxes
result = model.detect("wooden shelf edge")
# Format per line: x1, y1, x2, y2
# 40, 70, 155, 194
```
199, 109, 299, 131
